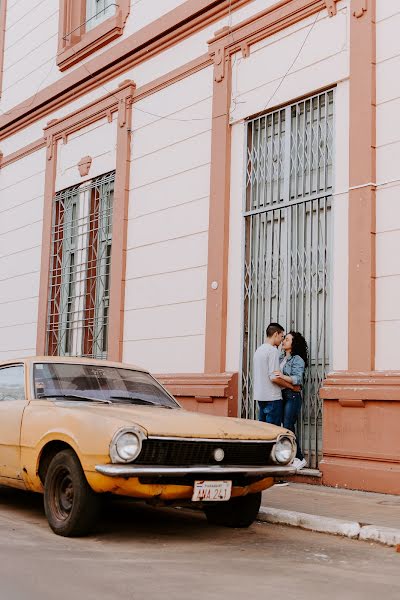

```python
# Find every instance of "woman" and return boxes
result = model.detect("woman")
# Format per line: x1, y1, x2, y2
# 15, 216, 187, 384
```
274, 331, 308, 470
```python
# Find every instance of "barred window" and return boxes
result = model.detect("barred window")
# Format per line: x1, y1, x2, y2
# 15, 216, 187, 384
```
46, 172, 115, 359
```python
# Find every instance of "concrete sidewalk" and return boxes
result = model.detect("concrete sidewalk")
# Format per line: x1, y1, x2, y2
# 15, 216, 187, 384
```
259, 483, 400, 548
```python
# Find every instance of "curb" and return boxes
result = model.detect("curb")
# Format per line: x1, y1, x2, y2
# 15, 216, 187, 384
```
257, 507, 400, 547
359, 525, 400, 547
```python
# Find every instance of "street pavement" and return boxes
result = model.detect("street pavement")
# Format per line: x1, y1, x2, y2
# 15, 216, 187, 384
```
260, 482, 400, 546
0, 487, 399, 600
262, 483, 400, 528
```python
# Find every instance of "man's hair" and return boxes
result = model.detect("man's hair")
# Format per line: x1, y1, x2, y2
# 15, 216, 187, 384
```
266, 323, 284, 338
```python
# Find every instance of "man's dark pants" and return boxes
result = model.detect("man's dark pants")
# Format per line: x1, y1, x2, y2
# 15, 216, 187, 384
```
258, 400, 283, 426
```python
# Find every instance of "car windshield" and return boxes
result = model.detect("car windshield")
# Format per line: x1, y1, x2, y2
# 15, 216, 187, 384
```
33, 363, 179, 409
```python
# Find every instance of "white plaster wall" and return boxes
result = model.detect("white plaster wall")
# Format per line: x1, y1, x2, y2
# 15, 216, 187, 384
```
225, 2, 350, 374
1, 0, 278, 147
225, 122, 246, 373
1, 0, 59, 114
375, 2, 400, 370
123, 67, 213, 373
123, 0, 188, 36
230, 2, 349, 124
0, 149, 45, 358
55, 115, 117, 191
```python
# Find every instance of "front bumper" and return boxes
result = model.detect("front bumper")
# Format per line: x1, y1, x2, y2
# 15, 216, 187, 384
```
94, 464, 297, 478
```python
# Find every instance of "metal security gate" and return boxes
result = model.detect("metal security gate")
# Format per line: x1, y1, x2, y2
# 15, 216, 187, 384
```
46, 172, 115, 359
240, 90, 334, 469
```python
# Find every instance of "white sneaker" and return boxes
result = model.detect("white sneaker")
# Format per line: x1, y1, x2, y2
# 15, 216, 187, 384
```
294, 458, 307, 470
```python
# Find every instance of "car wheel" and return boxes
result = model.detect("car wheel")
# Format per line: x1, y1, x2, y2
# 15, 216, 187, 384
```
44, 449, 100, 537
204, 491, 262, 528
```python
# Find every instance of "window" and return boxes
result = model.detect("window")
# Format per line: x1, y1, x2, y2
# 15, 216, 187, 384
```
57, 0, 130, 71
0, 366, 25, 401
86, 0, 115, 32
47, 172, 115, 359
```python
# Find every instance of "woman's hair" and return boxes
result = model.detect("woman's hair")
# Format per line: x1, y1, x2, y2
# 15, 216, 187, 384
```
289, 331, 309, 368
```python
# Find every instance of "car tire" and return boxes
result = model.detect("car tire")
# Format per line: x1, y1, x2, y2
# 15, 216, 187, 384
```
204, 491, 262, 528
44, 449, 100, 537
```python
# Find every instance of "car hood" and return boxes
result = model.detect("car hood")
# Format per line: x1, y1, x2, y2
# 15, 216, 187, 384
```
74, 404, 288, 441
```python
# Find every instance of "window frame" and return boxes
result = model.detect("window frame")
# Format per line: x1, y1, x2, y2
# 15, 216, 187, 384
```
57, 0, 131, 72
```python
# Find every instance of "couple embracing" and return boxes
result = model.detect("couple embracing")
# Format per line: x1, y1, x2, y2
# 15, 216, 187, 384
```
253, 322, 308, 471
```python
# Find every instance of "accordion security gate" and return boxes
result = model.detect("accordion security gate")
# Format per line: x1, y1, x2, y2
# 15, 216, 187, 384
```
241, 91, 334, 469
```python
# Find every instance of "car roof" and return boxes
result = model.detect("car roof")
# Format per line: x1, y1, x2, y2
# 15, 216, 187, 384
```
0, 356, 148, 373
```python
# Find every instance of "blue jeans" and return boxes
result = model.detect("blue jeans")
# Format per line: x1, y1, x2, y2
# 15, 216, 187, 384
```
258, 400, 283, 426
282, 390, 304, 460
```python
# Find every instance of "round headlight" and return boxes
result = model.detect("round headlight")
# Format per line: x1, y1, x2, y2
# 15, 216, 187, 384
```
273, 436, 295, 465
110, 429, 144, 463
116, 432, 141, 462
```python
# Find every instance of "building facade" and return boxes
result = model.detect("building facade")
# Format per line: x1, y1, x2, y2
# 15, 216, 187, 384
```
0, 0, 399, 494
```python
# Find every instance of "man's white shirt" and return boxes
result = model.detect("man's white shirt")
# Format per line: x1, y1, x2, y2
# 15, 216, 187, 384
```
253, 343, 282, 402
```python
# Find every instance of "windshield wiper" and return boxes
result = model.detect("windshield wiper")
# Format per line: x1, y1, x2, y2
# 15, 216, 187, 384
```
109, 395, 156, 405
109, 394, 174, 408
40, 393, 112, 405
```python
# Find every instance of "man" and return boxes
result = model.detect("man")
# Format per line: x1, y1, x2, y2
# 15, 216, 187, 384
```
253, 322, 298, 426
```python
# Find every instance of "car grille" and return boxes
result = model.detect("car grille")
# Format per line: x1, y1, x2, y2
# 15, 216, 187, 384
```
135, 438, 273, 466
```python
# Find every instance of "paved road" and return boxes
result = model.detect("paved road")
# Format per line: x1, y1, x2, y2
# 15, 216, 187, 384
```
0, 487, 399, 600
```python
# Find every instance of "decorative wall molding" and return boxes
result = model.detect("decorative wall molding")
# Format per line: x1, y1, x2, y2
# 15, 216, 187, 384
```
0, 0, 250, 141
324, 0, 339, 17
205, 35, 232, 374
0, 0, 339, 139
353, 0, 368, 18
208, 0, 339, 82
347, 0, 376, 371
1, 55, 211, 171
210, 26, 230, 82
43, 79, 135, 142
107, 81, 135, 362
77, 155, 93, 177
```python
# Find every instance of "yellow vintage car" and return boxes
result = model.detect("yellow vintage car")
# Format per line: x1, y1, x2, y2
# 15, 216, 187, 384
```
0, 357, 296, 537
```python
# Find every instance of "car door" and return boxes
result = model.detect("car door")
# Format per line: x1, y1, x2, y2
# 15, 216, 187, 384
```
0, 364, 28, 481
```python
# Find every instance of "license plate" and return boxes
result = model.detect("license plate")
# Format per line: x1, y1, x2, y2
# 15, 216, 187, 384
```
192, 480, 232, 502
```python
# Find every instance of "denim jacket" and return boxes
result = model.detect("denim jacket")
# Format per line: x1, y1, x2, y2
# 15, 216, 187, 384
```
280, 354, 305, 387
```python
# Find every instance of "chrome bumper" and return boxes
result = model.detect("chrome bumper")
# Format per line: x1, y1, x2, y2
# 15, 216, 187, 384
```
95, 464, 297, 478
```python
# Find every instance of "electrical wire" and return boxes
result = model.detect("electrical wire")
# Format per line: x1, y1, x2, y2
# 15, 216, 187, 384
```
6, 0, 51, 32
261, 10, 320, 113
5, 10, 59, 52
1, 3, 322, 142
